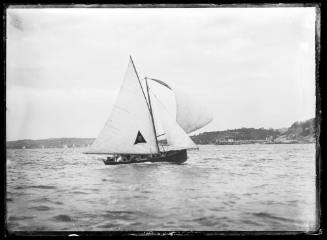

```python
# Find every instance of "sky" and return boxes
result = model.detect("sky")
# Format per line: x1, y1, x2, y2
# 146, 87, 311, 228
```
6, 7, 316, 141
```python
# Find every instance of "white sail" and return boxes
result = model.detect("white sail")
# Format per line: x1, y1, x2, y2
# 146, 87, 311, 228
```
173, 87, 213, 134
152, 94, 197, 150
148, 78, 213, 134
86, 59, 159, 154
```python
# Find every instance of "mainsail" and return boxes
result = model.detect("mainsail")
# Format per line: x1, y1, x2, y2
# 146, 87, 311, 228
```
148, 78, 213, 134
86, 59, 159, 154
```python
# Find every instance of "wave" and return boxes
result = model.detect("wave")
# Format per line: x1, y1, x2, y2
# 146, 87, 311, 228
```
6, 145, 315, 231
190, 216, 225, 227
102, 210, 154, 221
95, 222, 119, 229
71, 191, 89, 195
240, 219, 264, 226
252, 212, 297, 223
15, 185, 57, 190
203, 157, 220, 160
53, 214, 73, 222
28, 205, 51, 211
8, 215, 34, 221
103, 210, 137, 221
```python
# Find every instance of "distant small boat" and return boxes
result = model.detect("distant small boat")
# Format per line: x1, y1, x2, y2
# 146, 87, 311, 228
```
22, 146, 26, 149
84, 56, 213, 165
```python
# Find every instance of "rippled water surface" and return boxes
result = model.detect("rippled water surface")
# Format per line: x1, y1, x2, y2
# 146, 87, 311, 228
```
6, 144, 316, 232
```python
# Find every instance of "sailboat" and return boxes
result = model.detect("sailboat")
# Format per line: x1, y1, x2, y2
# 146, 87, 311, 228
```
84, 56, 212, 165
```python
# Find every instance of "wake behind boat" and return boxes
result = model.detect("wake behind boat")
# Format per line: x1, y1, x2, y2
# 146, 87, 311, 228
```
84, 56, 213, 165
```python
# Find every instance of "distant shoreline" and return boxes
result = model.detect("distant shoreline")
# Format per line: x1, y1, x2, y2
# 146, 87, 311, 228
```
6, 142, 315, 150
7, 118, 315, 149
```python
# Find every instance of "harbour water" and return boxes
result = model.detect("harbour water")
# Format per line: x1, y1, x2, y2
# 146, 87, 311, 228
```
6, 144, 317, 232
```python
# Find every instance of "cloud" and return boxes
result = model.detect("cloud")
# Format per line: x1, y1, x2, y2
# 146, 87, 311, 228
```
6, 86, 119, 140
6, 7, 316, 139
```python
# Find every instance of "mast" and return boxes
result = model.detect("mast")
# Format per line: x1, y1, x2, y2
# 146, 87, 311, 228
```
145, 77, 160, 153
130, 56, 159, 153
129, 56, 150, 109
85, 57, 162, 155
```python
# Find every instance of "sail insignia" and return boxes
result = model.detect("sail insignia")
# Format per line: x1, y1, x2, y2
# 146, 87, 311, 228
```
134, 131, 147, 144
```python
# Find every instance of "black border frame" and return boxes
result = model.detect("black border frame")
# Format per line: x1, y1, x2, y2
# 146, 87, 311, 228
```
2, 2, 324, 238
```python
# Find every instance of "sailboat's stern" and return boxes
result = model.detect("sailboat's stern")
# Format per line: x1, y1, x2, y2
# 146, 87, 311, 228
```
162, 149, 187, 164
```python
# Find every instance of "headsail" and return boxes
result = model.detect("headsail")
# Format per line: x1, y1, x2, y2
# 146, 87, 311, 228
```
86, 59, 159, 154
152, 94, 197, 150
148, 78, 213, 134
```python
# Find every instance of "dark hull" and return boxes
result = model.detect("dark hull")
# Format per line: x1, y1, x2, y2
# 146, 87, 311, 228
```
103, 149, 187, 165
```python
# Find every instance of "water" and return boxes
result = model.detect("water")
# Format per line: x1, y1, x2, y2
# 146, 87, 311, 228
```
6, 144, 317, 232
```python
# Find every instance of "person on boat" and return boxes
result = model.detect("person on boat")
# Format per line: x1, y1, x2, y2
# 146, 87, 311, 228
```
114, 154, 137, 163
127, 154, 138, 162
116, 154, 130, 162
116, 155, 123, 162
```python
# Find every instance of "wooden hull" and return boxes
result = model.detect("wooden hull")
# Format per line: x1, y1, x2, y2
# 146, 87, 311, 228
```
103, 149, 187, 165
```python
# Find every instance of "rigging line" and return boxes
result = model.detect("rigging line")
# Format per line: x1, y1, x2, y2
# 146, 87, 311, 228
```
157, 133, 166, 137
129, 56, 150, 110
150, 88, 174, 118
146, 77, 160, 153
150, 88, 174, 153
160, 145, 167, 152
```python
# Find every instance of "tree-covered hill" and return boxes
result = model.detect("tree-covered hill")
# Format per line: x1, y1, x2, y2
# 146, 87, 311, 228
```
191, 128, 280, 144
191, 118, 315, 144
6, 138, 95, 149
274, 118, 315, 143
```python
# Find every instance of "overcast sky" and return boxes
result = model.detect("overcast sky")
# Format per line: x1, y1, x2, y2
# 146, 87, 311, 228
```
6, 7, 316, 141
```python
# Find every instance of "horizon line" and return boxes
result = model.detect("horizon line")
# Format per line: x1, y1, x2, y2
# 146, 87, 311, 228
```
6, 117, 315, 142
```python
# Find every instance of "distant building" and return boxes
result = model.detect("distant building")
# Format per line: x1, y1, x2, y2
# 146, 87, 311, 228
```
265, 136, 274, 142
215, 138, 239, 145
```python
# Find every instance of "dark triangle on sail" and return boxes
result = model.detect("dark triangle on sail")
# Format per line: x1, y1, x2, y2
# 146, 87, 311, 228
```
134, 131, 147, 144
